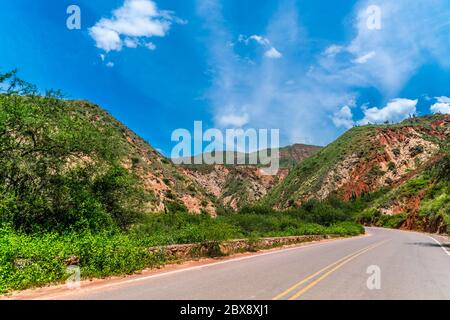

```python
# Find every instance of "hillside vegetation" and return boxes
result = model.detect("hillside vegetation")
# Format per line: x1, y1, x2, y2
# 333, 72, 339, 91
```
264, 114, 449, 233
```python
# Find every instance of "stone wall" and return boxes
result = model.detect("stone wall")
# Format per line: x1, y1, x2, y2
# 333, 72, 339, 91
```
148, 234, 340, 261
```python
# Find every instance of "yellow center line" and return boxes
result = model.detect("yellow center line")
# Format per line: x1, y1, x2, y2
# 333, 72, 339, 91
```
288, 240, 388, 300
272, 240, 386, 300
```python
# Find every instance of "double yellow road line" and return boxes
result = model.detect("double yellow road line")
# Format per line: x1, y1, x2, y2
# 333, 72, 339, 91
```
273, 240, 388, 300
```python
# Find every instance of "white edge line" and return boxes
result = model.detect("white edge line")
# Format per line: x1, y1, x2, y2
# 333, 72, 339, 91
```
38, 233, 372, 300
428, 236, 450, 257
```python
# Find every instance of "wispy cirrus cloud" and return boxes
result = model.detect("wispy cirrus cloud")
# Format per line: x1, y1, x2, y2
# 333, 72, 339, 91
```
353, 51, 376, 64
328, 0, 450, 96
198, 0, 450, 147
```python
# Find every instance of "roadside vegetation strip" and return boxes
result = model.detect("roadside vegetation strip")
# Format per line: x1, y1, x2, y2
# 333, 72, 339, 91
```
273, 240, 388, 300
0, 219, 364, 294
9, 232, 368, 300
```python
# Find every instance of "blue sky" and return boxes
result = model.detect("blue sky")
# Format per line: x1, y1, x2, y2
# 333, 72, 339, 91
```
1, 0, 450, 156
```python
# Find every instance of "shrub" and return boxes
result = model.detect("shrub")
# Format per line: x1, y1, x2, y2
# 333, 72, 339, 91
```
409, 145, 424, 157
388, 161, 396, 171
0, 226, 164, 293
164, 201, 188, 214
392, 148, 401, 157
356, 209, 406, 229
367, 165, 385, 178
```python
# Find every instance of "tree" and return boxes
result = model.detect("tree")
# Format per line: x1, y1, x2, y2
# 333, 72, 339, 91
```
0, 71, 146, 232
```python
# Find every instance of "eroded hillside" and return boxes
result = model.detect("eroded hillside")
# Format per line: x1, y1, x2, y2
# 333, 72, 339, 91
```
181, 144, 321, 210
68, 101, 217, 215
265, 115, 450, 210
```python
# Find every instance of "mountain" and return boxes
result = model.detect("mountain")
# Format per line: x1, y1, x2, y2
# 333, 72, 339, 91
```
3, 87, 447, 233
180, 144, 322, 210
85, 101, 321, 212
73, 101, 219, 215
177, 144, 321, 168
263, 114, 449, 232
278, 144, 324, 168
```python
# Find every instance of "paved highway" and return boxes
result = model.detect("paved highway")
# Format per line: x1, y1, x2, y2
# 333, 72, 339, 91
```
26, 228, 450, 300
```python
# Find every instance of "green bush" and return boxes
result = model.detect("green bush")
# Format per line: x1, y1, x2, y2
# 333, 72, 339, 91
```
356, 209, 406, 229
400, 177, 429, 195
0, 226, 164, 293
378, 214, 407, 228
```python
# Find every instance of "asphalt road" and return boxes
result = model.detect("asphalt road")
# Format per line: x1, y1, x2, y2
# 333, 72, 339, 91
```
37, 228, 450, 300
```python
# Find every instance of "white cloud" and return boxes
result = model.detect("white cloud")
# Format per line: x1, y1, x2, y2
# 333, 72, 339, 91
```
324, 45, 344, 57
430, 103, 450, 114
264, 47, 282, 59
239, 34, 282, 59
89, 0, 183, 52
435, 96, 450, 104
353, 51, 376, 64
332, 106, 355, 129
90, 27, 122, 52
239, 34, 270, 46
430, 96, 450, 114
216, 113, 249, 127
249, 35, 270, 46
358, 98, 417, 125
99, 53, 115, 67
144, 42, 156, 50
124, 38, 139, 48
